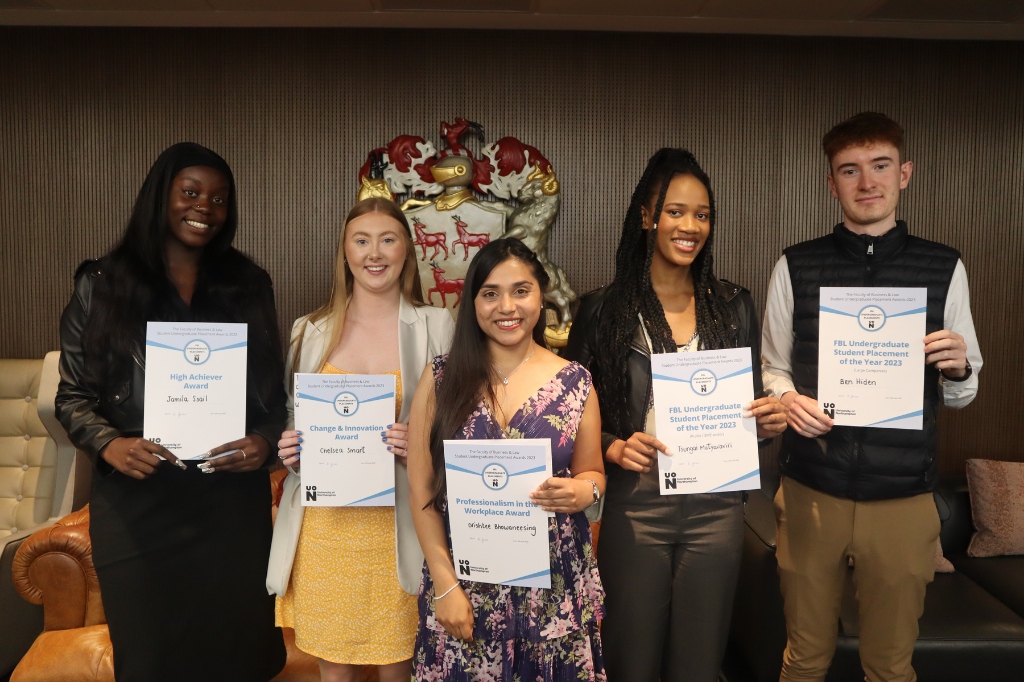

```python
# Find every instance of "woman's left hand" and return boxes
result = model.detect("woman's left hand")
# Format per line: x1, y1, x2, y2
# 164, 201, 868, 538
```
198, 434, 271, 473
530, 477, 592, 514
745, 396, 788, 439
383, 423, 410, 465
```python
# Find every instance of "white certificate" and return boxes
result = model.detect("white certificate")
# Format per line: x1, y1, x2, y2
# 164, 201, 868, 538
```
651, 348, 760, 495
444, 439, 554, 589
295, 373, 396, 507
818, 288, 926, 429
143, 322, 247, 459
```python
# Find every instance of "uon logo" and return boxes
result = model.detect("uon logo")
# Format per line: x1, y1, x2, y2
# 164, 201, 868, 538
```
149, 437, 161, 444
305, 486, 317, 502
333, 392, 359, 416
858, 305, 886, 332
184, 339, 211, 365
458, 559, 471, 576
690, 369, 717, 395
822, 402, 836, 419
664, 471, 678, 490
482, 463, 509, 490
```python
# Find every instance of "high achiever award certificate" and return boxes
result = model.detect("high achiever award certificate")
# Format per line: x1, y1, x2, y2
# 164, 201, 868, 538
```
444, 439, 554, 589
651, 348, 760, 495
818, 288, 926, 429
143, 322, 247, 459
294, 373, 396, 507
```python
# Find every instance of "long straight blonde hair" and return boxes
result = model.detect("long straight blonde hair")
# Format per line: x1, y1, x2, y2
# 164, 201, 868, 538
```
290, 197, 424, 375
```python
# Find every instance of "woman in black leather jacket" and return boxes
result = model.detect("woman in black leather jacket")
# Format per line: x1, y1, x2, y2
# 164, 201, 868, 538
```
55, 143, 287, 682
564, 148, 787, 682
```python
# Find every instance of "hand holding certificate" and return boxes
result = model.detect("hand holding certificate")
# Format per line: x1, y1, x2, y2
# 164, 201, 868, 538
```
294, 373, 397, 507
143, 322, 247, 460
651, 348, 761, 495
444, 439, 554, 589
818, 288, 926, 429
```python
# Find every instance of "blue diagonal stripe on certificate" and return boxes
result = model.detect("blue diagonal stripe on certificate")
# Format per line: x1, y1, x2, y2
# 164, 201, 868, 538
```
652, 373, 689, 383
445, 463, 479, 475
820, 307, 857, 317
503, 569, 550, 583
717, 366, 753, 381
348, 487, 395, 505
709, 468, 760, 492
509, 465, 547, 477
360, 392, 395, 403
887, 307, 927, 318
866, 410, 923, 426
296, 392, 333, 404
145, 340, 184, 351
212, 341, 248, 351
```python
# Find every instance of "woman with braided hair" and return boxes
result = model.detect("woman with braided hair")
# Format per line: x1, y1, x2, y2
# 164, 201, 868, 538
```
564, 147, 788, 681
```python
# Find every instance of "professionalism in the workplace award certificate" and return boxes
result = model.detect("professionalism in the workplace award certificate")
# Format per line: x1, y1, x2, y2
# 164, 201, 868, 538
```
444, 439, 554, 589
651, 348, 760, 495
818, 288, 926, 429
294, 373, 397, 507
143, 322, 247, 459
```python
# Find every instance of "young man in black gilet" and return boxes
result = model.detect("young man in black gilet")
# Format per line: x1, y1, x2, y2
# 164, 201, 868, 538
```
761, 112, 982, 682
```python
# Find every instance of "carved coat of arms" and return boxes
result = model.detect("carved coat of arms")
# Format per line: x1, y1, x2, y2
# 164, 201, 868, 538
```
356, 119, 576, 346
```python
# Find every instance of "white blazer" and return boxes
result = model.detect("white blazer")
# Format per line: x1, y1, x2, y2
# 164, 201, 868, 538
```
266, 297, 454, 596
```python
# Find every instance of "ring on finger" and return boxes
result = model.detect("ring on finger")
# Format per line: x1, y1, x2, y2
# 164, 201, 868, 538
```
242, 450, 247, 461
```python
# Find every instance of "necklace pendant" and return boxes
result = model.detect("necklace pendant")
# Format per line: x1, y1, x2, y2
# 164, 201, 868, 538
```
502, 378, 509, 385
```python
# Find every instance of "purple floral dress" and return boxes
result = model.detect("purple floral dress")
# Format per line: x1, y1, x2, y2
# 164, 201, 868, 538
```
415, 356, 606, 682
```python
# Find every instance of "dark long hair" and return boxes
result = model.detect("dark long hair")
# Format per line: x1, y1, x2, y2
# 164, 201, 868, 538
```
426, 238, 549, 511
82, 142, 282, 398
596, 148, 737, 436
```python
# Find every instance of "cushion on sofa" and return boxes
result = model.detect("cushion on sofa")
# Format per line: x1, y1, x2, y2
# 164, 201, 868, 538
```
966, 459, 1024, 558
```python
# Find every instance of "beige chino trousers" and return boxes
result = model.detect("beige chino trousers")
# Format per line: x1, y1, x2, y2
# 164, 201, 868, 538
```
774, 477, 940, 682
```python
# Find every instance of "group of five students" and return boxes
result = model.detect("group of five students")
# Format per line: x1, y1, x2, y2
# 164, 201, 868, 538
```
55, 111, 980, 682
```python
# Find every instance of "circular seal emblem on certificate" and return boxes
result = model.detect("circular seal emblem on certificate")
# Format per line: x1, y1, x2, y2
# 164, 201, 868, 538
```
690, 369, 718, 395
858, 305, 887, 332
333, 392, 359, 416
184, 339, 211, 365
481, 463, 509, 490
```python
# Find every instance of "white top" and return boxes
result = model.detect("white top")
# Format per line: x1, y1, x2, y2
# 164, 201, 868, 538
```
761, 255, 982, 409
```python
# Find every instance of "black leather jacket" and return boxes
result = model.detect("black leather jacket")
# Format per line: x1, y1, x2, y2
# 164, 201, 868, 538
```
564, 280, 766, 455
55, 259, 287, 474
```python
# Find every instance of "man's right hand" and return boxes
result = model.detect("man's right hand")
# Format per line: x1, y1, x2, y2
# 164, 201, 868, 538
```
607, 432, 669, 473
782, 392, 834, 438
101, 437, 183, 479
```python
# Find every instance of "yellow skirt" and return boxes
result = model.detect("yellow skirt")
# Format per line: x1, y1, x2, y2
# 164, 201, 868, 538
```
275, 505, 418, 665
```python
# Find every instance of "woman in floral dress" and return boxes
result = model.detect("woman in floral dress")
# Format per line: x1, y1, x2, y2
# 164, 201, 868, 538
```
406, 238, 607, 681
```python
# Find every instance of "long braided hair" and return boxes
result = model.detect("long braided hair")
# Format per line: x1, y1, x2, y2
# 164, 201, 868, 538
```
595, 148, 738, 436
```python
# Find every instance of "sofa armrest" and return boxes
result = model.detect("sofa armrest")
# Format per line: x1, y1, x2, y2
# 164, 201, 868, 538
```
12, 506, 105, 632
1, 529, 45, 679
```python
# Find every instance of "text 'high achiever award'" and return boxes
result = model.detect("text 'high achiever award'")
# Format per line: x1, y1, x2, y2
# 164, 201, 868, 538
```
143, 322, 247, 459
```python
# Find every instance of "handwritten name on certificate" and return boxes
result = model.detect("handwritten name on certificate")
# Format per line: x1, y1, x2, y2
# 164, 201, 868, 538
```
294, 373, 396, 507
444, 439, 554, 589
651, 348, 760, 495
143, 322, 247, 459
818, 288, 926, 429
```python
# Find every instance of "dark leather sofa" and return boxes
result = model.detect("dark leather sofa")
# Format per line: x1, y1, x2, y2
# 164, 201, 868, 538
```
729, 483, 1024, 682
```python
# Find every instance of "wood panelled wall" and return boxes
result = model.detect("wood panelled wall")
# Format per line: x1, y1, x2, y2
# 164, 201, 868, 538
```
1, 28, 1021, 477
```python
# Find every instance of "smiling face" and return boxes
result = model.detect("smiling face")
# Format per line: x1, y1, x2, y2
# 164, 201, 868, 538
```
642, 173, 712, 271
474, 258, 543, 349
344, 211, 409, 295
827, 141, 913, 235
165, 166, 230, 252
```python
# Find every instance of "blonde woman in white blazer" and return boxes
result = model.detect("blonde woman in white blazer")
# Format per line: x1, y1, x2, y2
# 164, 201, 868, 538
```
267, 198, 453, 682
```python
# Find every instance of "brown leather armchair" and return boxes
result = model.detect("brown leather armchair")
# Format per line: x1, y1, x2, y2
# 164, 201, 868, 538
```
9, 470, 324, 681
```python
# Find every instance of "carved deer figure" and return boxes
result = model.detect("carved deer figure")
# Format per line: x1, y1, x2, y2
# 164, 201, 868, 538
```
450, 215, 491, 261
411, 217, 449, 261
428, 261, 465, 308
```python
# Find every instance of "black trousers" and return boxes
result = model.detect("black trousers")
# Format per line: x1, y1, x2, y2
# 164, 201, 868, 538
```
598, 469, 744, 682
